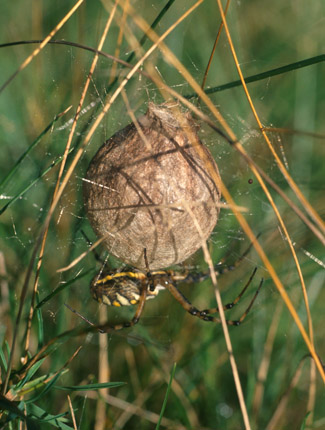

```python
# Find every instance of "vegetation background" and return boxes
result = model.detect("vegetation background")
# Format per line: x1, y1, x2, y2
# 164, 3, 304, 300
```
0, 1, 324, 429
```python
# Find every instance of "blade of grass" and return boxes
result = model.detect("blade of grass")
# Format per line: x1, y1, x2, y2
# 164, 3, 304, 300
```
50, 0, 177, 143
15, 348, 80, 400
182, 201, 252, 429
0, 343, 8, 372
16, 359, 45, 390
35, 270, 92, 310
57, 236, 106, 273
155, 363, 177, 430
0, 396, 72, 429
23, 373, 62, 404
160, 361, 199, 428
103, 0, 176, 93
93, 391, 178, 428
191, 54, 325, 97
0, 148, 74, 216
26, 403, 73, 430
0, 107, 71, 189
35, 293, 44, 347
56, 382, 125, 391
2, 39, 323, 102
300, 412, 312, 430
126, 0, 176, 64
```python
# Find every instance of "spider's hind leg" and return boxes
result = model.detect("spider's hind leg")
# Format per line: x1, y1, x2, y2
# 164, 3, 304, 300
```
213, 233, 261, 277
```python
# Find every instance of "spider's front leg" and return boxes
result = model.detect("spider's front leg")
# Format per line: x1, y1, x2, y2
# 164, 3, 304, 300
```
163, 279, 224, 324
164, 269, 263, 326
200, 274, 263, 326
200, 267, 259, 314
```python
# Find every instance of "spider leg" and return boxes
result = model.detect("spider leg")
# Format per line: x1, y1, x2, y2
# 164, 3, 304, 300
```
163, 281, 217, 322
201, 267, 258, 314
181, 234, 261, 284
233, 277, 263, 324
164, 270, 263, 326
201, 275, 264, 326
212, 238, 256, 276
70, 278, 149, 333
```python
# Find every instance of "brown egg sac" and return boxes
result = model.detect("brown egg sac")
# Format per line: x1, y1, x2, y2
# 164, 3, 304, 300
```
83, 102, 221, 271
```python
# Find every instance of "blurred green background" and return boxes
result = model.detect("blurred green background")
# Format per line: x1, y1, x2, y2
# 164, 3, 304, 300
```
0, 1, 324, 429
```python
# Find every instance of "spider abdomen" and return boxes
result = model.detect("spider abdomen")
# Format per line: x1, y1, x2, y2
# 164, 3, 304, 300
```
90, 273, 163, 307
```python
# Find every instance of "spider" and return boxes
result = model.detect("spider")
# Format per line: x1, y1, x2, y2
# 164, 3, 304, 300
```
90, 246, 263, 331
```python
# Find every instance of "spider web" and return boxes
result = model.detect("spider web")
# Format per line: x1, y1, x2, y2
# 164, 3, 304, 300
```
0, 1, 324, 427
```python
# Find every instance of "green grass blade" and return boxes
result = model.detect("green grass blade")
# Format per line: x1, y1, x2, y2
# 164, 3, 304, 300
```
0, 148, 74, 216
155, 362, 177, 430
0, 340, 10, 372
27, 403, 73, 429
186, 54, 325, 97
16, 359, 45, 389
0, 110, 69, 189
300, 411, 311, 430
0, 344, 8, 372
35, 292, 44, 347
25, 373, 63, 404
126, 0, 176, 64
100, 0, 177, 107
55, 381, 125, 391
35, 269, 92, 309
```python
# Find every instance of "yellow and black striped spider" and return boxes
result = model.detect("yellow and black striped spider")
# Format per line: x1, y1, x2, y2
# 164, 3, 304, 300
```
90, 248, 263, 331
